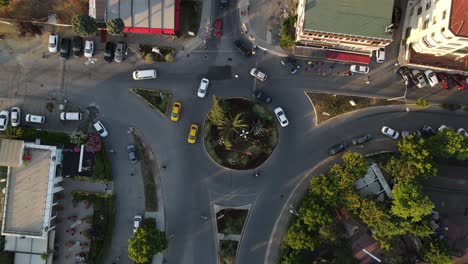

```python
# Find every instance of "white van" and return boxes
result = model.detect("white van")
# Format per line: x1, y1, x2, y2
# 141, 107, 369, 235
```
376, 48, 385, 63
60, 112, 82, 121
133, 69, 157, 80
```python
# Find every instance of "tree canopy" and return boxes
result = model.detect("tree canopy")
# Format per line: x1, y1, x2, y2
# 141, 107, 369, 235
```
427, 129, 468, 160
72, 14, 98, 37
390, 181, 434, 222
107, 18, 125, 35
128, 221, 168, 263
421, 239, 452, 264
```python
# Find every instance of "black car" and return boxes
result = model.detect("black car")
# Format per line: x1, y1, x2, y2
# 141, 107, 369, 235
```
281, 58, 299, 74
351, 134, 372, 145
233, 40, 252, 57
328, 143, 347, 156
127, 144, 137, 163
421, 125, 436, 138
72, 36, 83, 57
398, 67, 415, 87
253, 90, 272, 104
104, 41, 114, 63
60, 38, 70, 60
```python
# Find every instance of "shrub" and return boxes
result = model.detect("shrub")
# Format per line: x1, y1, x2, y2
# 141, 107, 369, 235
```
440, 103, 461, 111
70, 131, 87, 145
164, 53, 174, 62
93, 150, 112, 179
144, 53, 156, 63
0, 0, 9, 7
106, 18, 125, 35
5, 126, 24, 139
415, 98, 429, 108
279, 15, 297, 49
17, 22, 42, 38
463, 106, 468, 111
72, 14, 98, 37
46, 102, 54, 112
85, 134, 103, 153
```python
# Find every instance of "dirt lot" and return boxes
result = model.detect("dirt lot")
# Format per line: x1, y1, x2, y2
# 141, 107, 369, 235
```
0, 0, 50, 20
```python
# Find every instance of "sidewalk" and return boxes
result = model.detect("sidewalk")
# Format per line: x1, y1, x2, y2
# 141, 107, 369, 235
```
264, 139, 398, 264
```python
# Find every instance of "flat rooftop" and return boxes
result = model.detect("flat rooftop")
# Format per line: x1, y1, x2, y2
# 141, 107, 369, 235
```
302, 0, 393, 39
2, 147, 54, 237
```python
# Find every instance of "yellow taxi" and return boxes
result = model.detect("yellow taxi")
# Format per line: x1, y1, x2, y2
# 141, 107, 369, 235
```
170, 101, 182, 122
187, 124, 198, 144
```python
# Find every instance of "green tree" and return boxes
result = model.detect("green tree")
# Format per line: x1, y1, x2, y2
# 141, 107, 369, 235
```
72, 14, 98, 37
284, 221, 319, 251
342, 152, 368, 178
218, 113, 248, 139
390, 181, 434, 222
298, 193, 334, 229
106, 18, 125, 35
70, 131, 87, 145
207, 96, 226, 126
280, 250, 302, 264
5, 126, 24, 139
421, 239, 452, 264
415, 98, 429, 108
279, 15, 297, 48
309, 173, 339, 206
0, 0, 9, 7
427, 129, 468, 160
128, 221, 168, 263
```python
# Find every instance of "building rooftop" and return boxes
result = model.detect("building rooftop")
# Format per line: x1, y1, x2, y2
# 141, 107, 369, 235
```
408, 45, 468, 73
449, 0, 468, 37
302, 0, 393, 39
2, 144, 57, 237
0, 139, 24, 168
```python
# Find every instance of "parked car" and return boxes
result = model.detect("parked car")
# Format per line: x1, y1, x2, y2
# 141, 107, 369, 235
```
93, 121, 108, 137
457, 128, 468, 137
114, 42, 127, 63
213, 19, 222, 37
84, 40, 94, 58
381, 126, 399, 139
127, 144, 138, 163
104, 42, 114, 63
274, 107, 289, 127
48, 34, 58, 53
72, 36, 83, 57
424, 70, 438, 87
253, 90, 272, 104
351, 134, 372, 145
402, 130, 422, 138
398, 66, 415, 87
250, 68, 267, 81
133, 215, 142, 233
187, 124, 198, 144
437, 73, 449, 89
328, 142, 347, 156
170, 101, 182, 122
376, 48, 385, 63
197, 78, 209, 98
233, 40, 252, 57
60, 112, 82, 121
133, 69, 157, 80
59, 38, 70, 60
411, 69, 427, 88
350, 65, 369, 74
280, 58, 299, 74
438, 125, 449, 132
452, 74, 466, 91
10, 107, 20, 127
0, 111, 8, 131
25, 114, 45, 124
421, 125, 436, 137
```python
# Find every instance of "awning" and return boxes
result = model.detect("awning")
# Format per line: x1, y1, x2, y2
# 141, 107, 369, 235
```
326, 51, 371, 64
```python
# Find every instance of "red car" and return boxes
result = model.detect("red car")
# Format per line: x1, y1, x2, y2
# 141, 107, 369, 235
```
452, 74, 466, 91
437, 73, 449, 89
213, 19, 222, 38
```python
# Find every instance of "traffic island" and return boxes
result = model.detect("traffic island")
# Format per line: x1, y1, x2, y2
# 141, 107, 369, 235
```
204, 97, 279, 170
307, 92, 402, 124
131, 88, 172, 117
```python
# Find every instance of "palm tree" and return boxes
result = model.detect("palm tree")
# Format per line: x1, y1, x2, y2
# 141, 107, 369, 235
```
218, 113, 248, 140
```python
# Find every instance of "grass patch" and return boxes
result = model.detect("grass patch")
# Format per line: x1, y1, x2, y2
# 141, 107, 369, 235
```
131, 88, 172, 116
92, 149, 112, 181
308, 93, 402, 124
217, 209, 248, 235
52, 0, 88, 24
6, 126, 70, 144
178, 0, 202, 37
132, 131, 158, 211
72, 192, 115, 264
219, 240, 238, 264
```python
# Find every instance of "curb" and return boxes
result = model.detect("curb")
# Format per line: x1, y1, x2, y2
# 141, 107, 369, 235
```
129, 88, 172, 119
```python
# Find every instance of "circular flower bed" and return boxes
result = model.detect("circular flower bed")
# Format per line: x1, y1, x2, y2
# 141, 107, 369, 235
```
204, 97, 279, 170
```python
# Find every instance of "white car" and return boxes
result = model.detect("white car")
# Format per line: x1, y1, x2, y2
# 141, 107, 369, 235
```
250, 68, 268, 82
133, 215, 142, 233
10, 107, 20, 127
0, 111, 9, 131
381, 126, 399, 139
424, 70, 439, 87
93, 121, 108, 137
274, 107, 289, 127
376, 48, 385, 63
25, 114, 45, 124
457, 128, 468, 137
412, 70, 427, 88
197, 78, 209, 98
438, 125, 448, 132
84, 40, 94, 58
48, 34, 58, 53
350, 65, 369, 74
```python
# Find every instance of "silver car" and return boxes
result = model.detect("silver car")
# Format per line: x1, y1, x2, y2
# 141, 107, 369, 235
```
114, 42, 126, 63
411, 70, 427, 88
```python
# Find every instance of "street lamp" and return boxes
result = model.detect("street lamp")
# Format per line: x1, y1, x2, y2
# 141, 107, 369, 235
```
289, 205, 299, 216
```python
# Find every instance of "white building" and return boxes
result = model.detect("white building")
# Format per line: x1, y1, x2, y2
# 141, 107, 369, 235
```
405, 0, 468, 58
